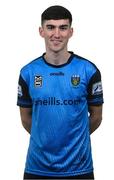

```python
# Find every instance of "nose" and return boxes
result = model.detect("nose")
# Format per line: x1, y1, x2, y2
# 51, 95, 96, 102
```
54, 28, 60, 38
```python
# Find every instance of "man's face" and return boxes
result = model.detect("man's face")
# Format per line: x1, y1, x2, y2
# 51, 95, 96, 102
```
39, 19, 73, 53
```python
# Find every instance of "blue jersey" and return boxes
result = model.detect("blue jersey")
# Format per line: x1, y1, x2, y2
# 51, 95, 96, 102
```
17, 52, 103, 177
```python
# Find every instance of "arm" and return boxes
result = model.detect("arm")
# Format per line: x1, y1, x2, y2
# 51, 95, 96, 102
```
17, 73, 33, 134
19, 107, 32, 134
88, 105, 103, 134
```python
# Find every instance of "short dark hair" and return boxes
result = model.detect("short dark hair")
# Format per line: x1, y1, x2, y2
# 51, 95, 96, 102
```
41, 5, 72, 26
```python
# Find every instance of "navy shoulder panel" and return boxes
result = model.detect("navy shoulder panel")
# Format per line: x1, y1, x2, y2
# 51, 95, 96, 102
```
73, 54, 98, 69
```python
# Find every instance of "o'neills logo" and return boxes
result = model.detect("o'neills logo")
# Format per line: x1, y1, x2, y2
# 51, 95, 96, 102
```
50, 72, 64, 76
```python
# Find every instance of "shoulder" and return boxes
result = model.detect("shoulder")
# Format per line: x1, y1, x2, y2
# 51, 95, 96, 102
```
72, 53, 101, 83
73, 54, 98, 70
19, 55, 43, 83
21, 55, 43, 72
73, 53, 100, 75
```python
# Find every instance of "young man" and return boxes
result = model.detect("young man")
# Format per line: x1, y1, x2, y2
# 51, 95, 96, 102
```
17, 5, 104, 179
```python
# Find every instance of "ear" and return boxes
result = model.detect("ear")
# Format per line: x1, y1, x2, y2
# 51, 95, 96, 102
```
39, 27, 45, 38
69, 27, 73, 38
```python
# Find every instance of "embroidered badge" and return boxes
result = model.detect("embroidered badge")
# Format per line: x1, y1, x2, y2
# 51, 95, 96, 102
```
34, 75, 42, 87
92, 81, 103, 95
71, 75, 80, 86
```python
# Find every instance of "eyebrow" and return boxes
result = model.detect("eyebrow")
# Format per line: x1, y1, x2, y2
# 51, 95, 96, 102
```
59, 25, 69, 28
46, 24, 69, 28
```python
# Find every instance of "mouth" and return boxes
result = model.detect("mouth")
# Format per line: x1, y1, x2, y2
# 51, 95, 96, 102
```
51, 40, 62, 45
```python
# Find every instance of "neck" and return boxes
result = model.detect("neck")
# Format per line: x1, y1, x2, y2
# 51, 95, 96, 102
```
44, 50, 71, 65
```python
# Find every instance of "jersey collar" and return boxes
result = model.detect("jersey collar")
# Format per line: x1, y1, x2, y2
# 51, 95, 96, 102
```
42, 51, 74, 68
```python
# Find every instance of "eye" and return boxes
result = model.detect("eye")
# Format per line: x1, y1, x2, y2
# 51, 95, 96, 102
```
59, 25, 69, 31
46, 25, 55, 30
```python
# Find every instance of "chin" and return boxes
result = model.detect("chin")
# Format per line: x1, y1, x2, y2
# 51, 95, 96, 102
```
52, 49, 62, 53
50, 47, 64, 53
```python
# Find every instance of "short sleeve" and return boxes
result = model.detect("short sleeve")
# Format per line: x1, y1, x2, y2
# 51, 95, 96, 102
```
87, 69, 104, 105
17, 74, 32, 108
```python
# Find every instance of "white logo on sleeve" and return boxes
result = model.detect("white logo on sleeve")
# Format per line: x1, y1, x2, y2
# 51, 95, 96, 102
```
92, 81, 103, 95
18, 84, 23, 97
